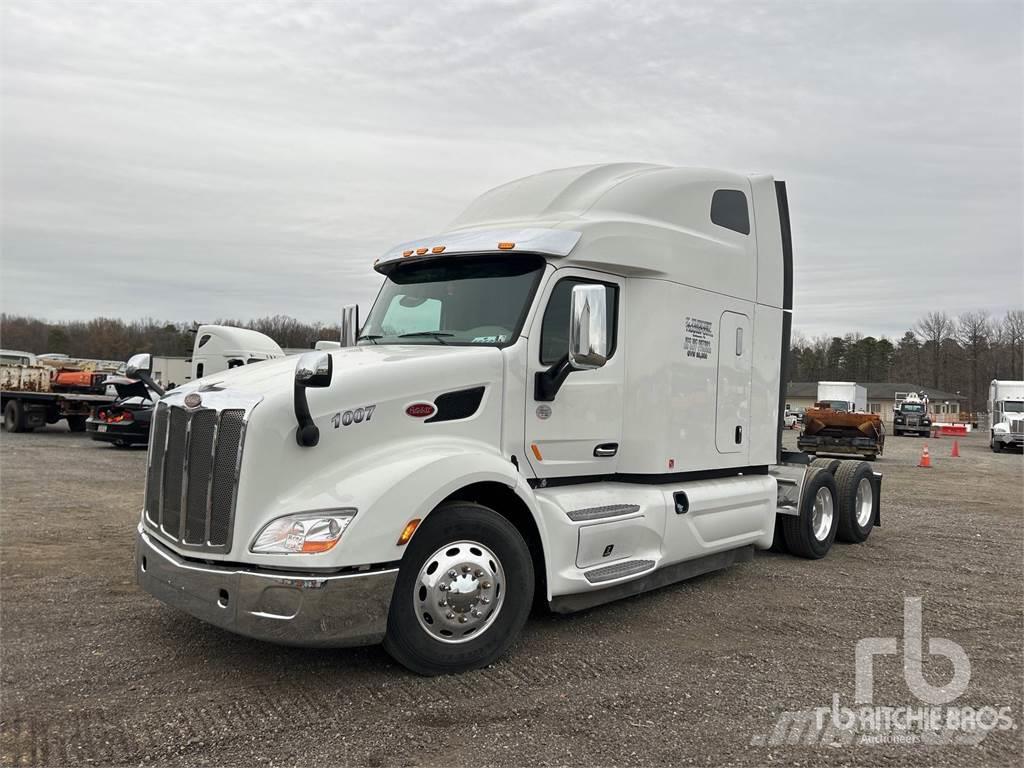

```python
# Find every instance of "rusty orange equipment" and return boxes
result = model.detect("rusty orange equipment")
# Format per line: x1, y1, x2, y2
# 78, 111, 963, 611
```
918, 445, 932, 468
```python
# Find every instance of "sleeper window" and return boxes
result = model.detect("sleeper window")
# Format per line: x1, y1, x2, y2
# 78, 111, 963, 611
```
710, 189, 750, 235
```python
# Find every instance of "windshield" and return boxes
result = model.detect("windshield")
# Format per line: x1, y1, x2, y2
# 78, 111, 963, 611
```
1004, 401, 1024, 413
901, 403, 925, 413
360, 256, 545, 347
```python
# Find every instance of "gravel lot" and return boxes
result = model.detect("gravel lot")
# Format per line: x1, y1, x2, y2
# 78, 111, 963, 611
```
1, 427, 1021, 767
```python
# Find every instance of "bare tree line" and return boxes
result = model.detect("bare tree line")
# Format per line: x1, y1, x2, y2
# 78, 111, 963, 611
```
4, 309, 1022, 412
0, 314, 340, 362
790, 310, 1024, 411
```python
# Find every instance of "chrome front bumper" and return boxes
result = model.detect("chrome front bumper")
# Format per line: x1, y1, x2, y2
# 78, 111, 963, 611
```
136, 526, 398, 647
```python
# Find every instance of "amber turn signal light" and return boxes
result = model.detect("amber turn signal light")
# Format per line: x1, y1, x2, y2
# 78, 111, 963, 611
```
397, 518, 421, 545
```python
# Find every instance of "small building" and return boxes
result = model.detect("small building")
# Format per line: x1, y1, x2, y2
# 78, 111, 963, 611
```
785, 382, 966, 426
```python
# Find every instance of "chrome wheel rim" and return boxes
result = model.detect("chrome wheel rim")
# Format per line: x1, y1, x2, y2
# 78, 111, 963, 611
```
855, 477, 873, 528
812, 487, 834, 541
414, 540, 505, 644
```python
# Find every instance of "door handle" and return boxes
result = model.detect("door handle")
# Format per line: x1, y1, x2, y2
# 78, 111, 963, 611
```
594, 443, 618, 457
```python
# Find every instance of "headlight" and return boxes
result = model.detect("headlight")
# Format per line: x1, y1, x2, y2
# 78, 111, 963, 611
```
994, 423, 1010, 434
251, 510, 356, 554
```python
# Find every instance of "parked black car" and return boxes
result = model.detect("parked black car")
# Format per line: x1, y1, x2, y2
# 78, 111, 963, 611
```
87, 379, 155, 447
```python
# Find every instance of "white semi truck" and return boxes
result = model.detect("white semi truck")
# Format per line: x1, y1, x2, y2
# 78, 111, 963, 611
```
134, 164, 883, 675
988, 379, 1024, 452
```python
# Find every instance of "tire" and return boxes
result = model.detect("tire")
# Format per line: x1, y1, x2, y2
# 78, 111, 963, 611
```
66, 415, 87, 432
3, 400, 26, 433
835, 461, 874, 544
811, 457, 841, 474
383, 501, 534, 676
782, 467, 838, 559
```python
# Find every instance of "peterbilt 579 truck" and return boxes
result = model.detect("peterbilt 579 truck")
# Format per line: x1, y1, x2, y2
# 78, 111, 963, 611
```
133, 164, 883, 675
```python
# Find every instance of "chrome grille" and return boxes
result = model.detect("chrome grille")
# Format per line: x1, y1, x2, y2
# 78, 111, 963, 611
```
1011, 418, 1024, 435
144, 401, 249, 553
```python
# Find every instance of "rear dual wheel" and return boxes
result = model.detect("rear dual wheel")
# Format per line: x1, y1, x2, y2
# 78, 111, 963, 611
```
835, 461, 875, 543
384, 502, 534, 676
782, 467, 838, 559
3, 401, 27, 433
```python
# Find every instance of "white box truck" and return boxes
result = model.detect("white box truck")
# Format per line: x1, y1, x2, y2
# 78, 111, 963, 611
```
988, 379, 1024, 452
815, 381, 866, 412
133, 164, 883, 675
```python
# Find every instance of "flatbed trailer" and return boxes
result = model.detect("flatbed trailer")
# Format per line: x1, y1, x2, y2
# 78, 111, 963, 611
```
2, 362, 116, 433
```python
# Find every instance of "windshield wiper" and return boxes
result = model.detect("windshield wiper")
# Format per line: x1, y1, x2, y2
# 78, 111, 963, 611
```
357, 334, 382, 345
398, 331, 453, 345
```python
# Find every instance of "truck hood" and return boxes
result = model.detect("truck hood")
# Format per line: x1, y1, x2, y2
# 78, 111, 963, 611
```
173, 344, 503, 399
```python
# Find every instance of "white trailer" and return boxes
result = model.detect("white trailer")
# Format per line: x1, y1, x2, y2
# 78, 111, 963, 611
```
988, 379, 1024, 452
134, 164, 883, 675
816, 381, 867, 412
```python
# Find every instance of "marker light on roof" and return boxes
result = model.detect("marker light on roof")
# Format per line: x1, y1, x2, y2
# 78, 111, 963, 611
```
497, 242, 515, 250
402, 250, 413, 257
431, 245, 446, 253
415, 247, 428, 255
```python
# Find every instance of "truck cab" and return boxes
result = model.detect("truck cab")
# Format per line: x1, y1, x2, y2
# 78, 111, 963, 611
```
188, 325, 285, 381
893, 392, 932, 437
989, 379, 1024, 452
135, 164, 882, 674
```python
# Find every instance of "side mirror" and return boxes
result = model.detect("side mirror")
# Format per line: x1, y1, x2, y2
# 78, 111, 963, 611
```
126, 353, 152, 378
125, 352, 165, 397
295, 351, 333, 388
341, 304, 359, 347
294, 351, 333, 448
569, 284, 608, 370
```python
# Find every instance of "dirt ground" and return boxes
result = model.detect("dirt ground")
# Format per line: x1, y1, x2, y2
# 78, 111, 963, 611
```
1, 426, 1022, 767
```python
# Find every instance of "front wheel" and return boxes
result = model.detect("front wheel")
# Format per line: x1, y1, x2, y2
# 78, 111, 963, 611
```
383, 501, 534, 676
66, 415, 87, 432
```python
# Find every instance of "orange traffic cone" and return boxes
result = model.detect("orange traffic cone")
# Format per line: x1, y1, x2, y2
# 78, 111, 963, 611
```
951, 440, 960, 458
918, 445, 932, 468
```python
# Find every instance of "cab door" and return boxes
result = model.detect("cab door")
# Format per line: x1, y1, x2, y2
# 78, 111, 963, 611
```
524, 271, 625, 479
715, 310, 751, 456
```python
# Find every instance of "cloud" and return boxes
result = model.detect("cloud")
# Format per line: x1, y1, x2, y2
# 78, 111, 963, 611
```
1, 0, 1020, 338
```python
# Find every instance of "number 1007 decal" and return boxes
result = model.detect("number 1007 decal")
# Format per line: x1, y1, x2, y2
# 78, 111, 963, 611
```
331, 404, 376, 428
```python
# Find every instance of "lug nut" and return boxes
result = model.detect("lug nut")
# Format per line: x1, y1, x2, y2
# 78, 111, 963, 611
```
462, 565, 471, 573
438, 583, 449, 592
458, 616, 468, 623
481, 597, 490, 605
482, 582, 492, 589
446, 612, 455, 620
438, 600, 447, 607
448, 570, 457, 578
471, 610, 482, 618
475, 569, 484, 577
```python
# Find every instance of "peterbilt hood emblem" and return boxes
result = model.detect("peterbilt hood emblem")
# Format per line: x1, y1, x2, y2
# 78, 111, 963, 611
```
183, 392, 202, 408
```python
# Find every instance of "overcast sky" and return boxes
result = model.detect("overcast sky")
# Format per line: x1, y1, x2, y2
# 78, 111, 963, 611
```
1, 0, 1021, 339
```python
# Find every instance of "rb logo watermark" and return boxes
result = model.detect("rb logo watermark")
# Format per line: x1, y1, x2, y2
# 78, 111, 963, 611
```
751, 598, 1015, 748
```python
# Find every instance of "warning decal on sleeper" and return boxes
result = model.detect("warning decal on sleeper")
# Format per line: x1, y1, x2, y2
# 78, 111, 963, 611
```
684, 317, 713, 360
